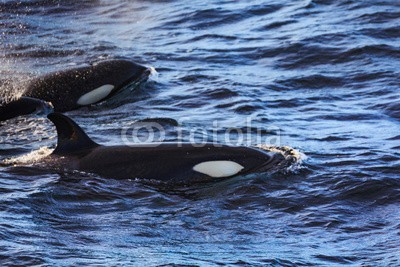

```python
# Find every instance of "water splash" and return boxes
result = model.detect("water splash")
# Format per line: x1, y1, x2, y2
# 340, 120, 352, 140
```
256, 144, 306, 173
2, 146, 53, 166
145, 66, 159, 83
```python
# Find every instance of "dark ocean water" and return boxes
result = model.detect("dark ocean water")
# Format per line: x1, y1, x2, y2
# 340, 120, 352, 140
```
1, 0, 400, 266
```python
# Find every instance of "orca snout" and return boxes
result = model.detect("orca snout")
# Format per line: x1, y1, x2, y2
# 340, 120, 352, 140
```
105, 59, 147, 72
256, 152, 285, 173
128, 61, 152, 80
0, 97, 54, 122
37, 99, 54, 115
242, 147, 286, 175
105, 59, 152, 85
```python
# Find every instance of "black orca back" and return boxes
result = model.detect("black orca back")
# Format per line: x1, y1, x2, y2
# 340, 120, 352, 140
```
24, 60, 149, 112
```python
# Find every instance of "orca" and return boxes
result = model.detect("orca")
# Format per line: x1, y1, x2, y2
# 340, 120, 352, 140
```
44, 113, 284, 184
23, 59, 151, 112
0, 97, 53, 122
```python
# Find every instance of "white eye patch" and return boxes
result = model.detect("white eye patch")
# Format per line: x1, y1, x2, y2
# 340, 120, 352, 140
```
193, 161, 244, 178
77, 84, 114, 106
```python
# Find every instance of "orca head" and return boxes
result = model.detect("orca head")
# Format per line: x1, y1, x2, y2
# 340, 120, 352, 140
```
188, 145, 285, 180
75, 59, 151, 107
0, 97, 53, 122
23, 59, 152, 112
47, 112, 99, 156
214, 146, 285, 177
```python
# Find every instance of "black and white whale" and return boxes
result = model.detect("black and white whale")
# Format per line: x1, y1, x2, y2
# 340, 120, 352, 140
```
43, 113, 284, 184
0, 97, 53, 122
23, 59, 151, 112
0, 59, 151, 122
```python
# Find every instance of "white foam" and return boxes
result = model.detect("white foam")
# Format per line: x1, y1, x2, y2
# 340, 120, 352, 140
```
148, 66, 159, 81
256, 144, 306, 173
3, 147, 53, 166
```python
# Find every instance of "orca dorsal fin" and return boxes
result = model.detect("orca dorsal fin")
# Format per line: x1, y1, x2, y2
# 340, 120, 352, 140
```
47, 112, 99, 155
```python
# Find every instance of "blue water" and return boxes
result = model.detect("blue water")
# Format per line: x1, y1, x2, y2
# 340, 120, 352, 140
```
1, 0, 400, 266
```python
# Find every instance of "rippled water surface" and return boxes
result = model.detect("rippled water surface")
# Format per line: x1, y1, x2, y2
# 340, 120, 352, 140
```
1, 0, 400, 266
